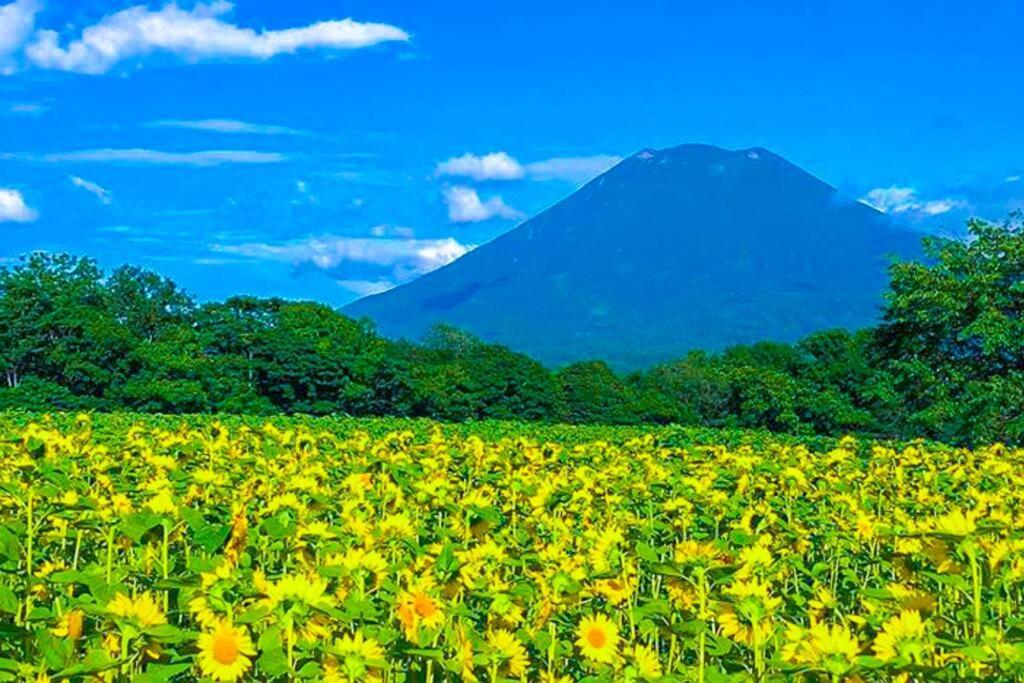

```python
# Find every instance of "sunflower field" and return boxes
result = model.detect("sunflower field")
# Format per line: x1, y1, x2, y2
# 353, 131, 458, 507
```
1, 414, 1023, 682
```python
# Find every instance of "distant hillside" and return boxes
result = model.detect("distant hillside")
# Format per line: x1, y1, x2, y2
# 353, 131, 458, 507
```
345, 144, 922, 369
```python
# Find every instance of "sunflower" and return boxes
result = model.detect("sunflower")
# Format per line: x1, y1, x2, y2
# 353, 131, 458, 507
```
196, 620, 255, 682
487, 628, 529, 678
575, 613, 620, 664
812, 622, 861, 676
51, 610, 84, 640
783, 622, 860, 675
873, 610, 931, 663
334, 631, 387, 665
106, 592, 166, 628
932, 509, 978, 537
395, 589, 444, 639
629, 644, 663, 680
131, 593, 167, 628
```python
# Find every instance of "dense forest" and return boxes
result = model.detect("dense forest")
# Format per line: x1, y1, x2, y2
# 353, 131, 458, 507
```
1, 216, 1021, 445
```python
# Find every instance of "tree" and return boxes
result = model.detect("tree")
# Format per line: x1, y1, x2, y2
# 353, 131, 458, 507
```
0, 253, 130, 396
107, 265, 195, 343
875, 215, 1024, 443
557, 360, 637, 424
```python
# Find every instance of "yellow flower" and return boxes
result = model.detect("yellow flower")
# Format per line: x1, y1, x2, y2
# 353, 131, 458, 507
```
197, 620, 255, 682
716, 579, 780, 647
629, 643, 663, 680
106, 593, 136, 620
808, 622, 860, 671
146, 489, 177, 515
131, 592, 167, 628
395, 589, 444, 639
106, 592, 165, 628
262, 573, 333, 609
873, 610, 931, 664
487, 629, 528, 678
932, 509, 977, 537
51, 610, 84, 640
785, 622, 860, 675
334, 631, 387, 665
593, 575, 633, 605
575, 613, 619, 664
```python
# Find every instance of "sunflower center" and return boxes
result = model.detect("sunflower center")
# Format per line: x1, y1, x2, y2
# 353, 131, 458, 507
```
587, 627, 607, 648
213, 632, 240, 665
414, 594, 437, 618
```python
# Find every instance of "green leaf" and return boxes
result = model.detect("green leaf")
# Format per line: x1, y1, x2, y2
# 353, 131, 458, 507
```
133, 662, 193, 683
635, 542, 660, 563
0, 584, 17, 615
121, 512, 162, 543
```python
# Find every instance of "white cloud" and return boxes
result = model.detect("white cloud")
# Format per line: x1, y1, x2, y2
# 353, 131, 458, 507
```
443, 185, 522, 223
370, 224, 415, 238
69, 175, 113, 204
6, 101, 46, 115
148, 118, 305, 136
214, 234, 471, 281
0, 0, 38, 72
436, 151, 622, 184
337, 279, 395, 296
861, 186, 968, 218
25, 1, 409, 75
436, 152, 525, 181
1007, 175, 1021, 183
0, 187, 37, 222
524, 155, 622, 182
41, 148, 284, 166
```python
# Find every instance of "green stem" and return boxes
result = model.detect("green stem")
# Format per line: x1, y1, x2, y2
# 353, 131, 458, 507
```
106, 527, 115, 584
698, 570, 708, 683
162, 523, 170, 612
547, 620, 556, 674
970, 549, 982, 640
24, 491, 33, 621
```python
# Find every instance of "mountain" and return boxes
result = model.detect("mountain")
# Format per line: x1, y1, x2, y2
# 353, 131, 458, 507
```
345, 143, 922, 369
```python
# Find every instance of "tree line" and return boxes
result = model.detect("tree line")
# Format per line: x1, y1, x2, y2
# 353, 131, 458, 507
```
1, 216, 1021, 445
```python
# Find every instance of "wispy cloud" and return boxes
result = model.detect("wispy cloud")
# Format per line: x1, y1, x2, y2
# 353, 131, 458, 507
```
336, 279, 396, 296
442, 185, 522, 223
0, 187, 37, 222
148, 118, 307, 136
69, 175, 113, 204
524, 155, 621, 182
213, 233, 471, 290
39, 148, 284, 166
436, 152, 525, 181
0, 0, 38, 73
436, 151, 621, 183
24, 1, 409, 75
861, 186, 968, 218
5, 102, 47, 115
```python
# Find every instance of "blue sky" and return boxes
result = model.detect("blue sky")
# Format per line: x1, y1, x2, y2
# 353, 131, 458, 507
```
1, 0, 1022, 306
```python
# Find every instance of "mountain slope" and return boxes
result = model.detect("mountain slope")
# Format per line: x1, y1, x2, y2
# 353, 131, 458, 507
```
345, 144, 922, 369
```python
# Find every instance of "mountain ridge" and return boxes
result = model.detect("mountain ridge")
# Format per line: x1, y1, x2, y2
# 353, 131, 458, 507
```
345, 143, 922, 369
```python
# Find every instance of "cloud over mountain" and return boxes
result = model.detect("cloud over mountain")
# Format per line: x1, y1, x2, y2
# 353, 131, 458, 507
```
443, 186, 522, 223
861, 186, 967, 218
213, 233, 472, 292
436, 152, 621, 184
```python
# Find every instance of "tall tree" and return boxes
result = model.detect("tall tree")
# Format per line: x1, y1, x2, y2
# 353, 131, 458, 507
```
876, 215, 1024, 443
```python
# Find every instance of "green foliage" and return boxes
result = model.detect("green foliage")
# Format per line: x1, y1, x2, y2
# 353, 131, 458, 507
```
875, 215, 1024, 444
0, 215, 1021, 445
